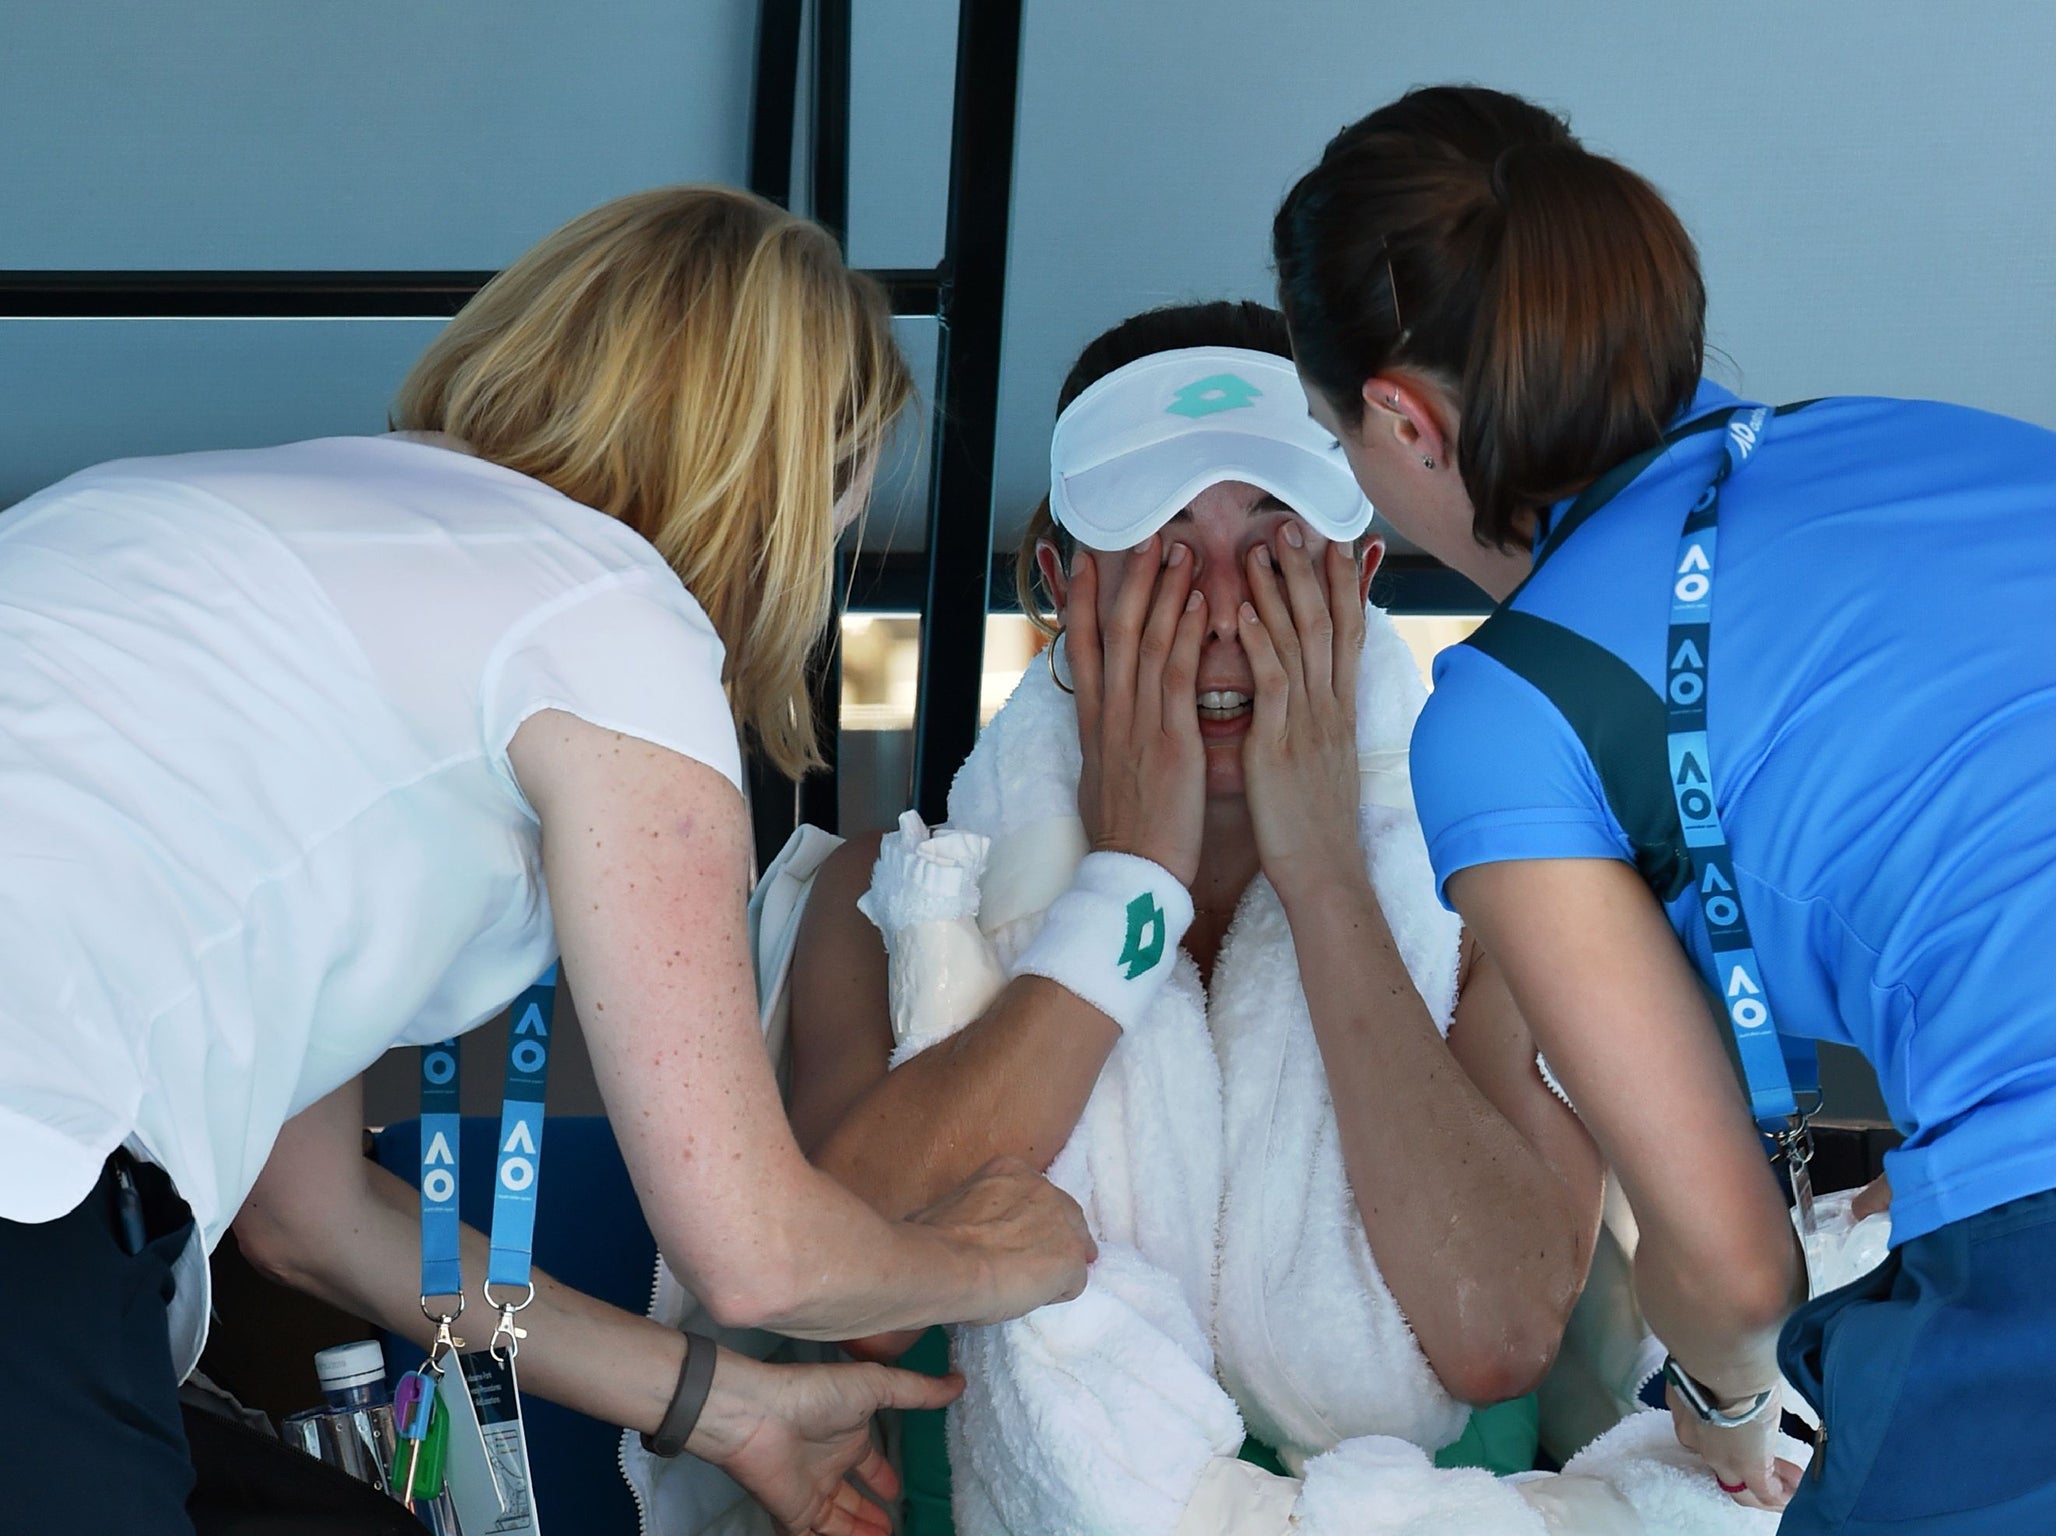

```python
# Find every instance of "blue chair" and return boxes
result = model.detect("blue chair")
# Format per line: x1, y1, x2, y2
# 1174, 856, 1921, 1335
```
372, 1117, 656, 1536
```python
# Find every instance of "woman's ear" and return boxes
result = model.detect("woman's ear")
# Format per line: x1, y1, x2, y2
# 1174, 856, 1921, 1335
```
1362, 372, 1450, 470
1357, 535, 1386, 605
1035, 539, 1071, 613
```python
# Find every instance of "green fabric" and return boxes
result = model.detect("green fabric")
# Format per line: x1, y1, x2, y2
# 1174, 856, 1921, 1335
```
1432, 1393, 1542, 1476
895, 1327, 1537, 1536
1236, 1434, 1291, 1476
897, 1328, 957, 1536
1239, 1393, 1539, 1483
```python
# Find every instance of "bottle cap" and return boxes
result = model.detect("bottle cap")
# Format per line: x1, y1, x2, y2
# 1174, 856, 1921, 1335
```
314, 1339, 389, 1394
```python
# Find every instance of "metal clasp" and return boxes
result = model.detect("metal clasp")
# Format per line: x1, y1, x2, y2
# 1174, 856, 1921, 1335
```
417, 1293, 467, 1371
1781, 1111, 1818, 1239
483, 1281, 535, 1362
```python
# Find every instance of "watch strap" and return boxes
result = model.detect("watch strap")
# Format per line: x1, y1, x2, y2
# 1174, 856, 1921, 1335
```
641, 1330, 718, 1459
1661, 1355, 1777, 1429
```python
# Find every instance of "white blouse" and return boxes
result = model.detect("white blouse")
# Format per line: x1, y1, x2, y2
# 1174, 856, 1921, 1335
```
0, 435, 742, 1318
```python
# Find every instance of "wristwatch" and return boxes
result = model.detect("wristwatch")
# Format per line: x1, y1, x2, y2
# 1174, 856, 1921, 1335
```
1660, 1355, 1778, 1428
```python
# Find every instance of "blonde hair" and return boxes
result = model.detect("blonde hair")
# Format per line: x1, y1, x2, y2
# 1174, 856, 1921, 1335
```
393, 185, 912, 777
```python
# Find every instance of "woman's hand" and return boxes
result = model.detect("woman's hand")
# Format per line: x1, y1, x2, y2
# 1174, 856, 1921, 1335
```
904, 1155, 1096, 1324
1065, 539, 1209, 885
1665, 1381, 1804, 1513
1851, 1172, 1892, 1221
696, 1352, 964, 1536
1237, 528, 1370, 900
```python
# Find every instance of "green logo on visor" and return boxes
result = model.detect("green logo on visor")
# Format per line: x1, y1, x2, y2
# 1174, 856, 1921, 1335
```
1118, 893, 1168, 979
1166, 373, 1262, 418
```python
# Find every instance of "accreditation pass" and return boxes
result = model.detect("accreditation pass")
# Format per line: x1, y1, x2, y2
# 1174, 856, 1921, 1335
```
440, 1349, 541, 1535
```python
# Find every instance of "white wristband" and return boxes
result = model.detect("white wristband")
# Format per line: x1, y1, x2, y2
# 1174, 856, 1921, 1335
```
1010, 851, 1194, 1032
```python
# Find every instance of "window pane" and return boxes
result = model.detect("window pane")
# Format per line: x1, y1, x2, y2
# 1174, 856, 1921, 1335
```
838, 613, 920, 833
0, 318, 443, 509
1390, 614, 1483, 689
847, 0, 957, 272
0, 0, 750, 269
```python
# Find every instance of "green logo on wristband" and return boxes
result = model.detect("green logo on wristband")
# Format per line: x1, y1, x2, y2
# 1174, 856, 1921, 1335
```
1118, 893, 1167, 979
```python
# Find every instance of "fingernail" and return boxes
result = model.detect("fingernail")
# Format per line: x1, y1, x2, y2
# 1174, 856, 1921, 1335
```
1255, 546, 1272, 570
1166, 541, 1188, 567
1240, 602, 1257, 623
1283, 522, 1304, 548
1185, 590, 1203, 611
1133, 536, 1154, 555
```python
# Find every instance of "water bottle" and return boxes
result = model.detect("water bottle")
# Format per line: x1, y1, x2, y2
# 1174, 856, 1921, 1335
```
281, 1341, 399, 1489
281, 1340, 463, 1533
316, 1339, 394, 1414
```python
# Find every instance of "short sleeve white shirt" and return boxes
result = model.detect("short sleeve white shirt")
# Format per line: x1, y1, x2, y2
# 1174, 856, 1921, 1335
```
0, 436, 743, 1289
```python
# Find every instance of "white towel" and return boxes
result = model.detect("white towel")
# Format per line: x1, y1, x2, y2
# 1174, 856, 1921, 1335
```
865, 605, 1800, 1535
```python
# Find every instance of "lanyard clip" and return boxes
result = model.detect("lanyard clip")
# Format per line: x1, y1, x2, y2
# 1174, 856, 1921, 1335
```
1780, 1111, 1818, 1239
417, 1294, 467, 1371
484, 1281, 535, 1363
427, 1314, 467, 1371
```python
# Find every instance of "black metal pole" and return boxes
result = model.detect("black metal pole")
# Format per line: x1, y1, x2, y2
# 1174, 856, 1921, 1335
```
0, 271, 492, 318
910, 0, 1024, 823
749, 0, 805, 207
740, 0, 805, 867
789, 0, 854, 834
810, 0, 852, 249
796, 551, 846, 832
746, 756, 800, 877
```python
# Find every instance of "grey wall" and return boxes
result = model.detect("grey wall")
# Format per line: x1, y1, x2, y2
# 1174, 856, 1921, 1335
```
0, 319, 445, 504
0, 0, 754, 269
10, 2, 2056, 538
0, 0, 759, 505
989, 0, 2056, 543
846, 0, 957, 272
0, 0, 966, 509
11, 1, 1948, 1123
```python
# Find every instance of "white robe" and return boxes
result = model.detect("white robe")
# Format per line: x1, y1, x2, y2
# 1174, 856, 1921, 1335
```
862, 603, 1796, 1536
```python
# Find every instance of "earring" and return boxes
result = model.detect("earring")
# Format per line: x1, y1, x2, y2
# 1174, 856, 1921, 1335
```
1421, 455, 1436, 470
1387, 395, 1400, 410
1046, 633, 1075, 695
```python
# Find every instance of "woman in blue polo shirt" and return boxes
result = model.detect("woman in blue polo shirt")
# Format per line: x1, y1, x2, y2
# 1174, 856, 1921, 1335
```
1272, 84, 2056, 1533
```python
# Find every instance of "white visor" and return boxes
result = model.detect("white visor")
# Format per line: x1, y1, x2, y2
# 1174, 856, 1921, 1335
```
1048, 346, 1373, 551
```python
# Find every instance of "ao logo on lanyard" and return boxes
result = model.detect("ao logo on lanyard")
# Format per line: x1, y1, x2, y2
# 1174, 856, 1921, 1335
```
402, 965, 559, 1530
1660, 404, 1819, 1233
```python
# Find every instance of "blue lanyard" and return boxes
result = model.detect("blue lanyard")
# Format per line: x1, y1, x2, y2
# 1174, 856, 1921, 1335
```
1662, 405, 1819, 1229
419, 1039, 465, 1303
417, 963, 559, 1356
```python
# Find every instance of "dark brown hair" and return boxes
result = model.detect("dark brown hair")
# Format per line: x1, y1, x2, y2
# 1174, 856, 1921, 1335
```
1273, 85, 1705, 550
1014, 300, 1293, 633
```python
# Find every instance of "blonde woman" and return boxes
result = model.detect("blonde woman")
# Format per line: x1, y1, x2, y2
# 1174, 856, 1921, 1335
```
0, 186, 1091, 1536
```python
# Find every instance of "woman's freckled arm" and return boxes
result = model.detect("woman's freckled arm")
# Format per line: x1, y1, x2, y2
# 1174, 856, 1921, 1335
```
506, 709, 1076, 1336
788, 837, 1124, 1217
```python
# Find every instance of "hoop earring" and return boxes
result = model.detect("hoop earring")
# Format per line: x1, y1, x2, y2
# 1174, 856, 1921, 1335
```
1046, 633, 1075, 695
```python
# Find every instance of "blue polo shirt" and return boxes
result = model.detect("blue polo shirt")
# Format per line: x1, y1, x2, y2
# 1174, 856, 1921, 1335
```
1412, 381, 2056, 1244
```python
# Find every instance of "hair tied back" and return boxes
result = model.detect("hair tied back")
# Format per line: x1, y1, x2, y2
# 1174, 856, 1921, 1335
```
1489, 144, 1520, 206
